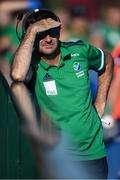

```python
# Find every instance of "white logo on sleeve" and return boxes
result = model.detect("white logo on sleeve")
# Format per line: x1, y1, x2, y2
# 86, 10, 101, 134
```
71, 53, 79, 57
43, 80, 57, 95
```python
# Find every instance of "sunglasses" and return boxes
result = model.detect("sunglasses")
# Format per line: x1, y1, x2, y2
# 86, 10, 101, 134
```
36, 27, 60, 40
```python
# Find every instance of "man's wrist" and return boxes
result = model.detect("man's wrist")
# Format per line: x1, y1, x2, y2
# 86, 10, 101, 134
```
25, 27, 36, 43
95, 101, 106, 118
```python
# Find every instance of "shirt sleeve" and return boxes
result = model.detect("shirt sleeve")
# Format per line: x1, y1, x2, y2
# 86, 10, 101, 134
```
87, 44, 105, 72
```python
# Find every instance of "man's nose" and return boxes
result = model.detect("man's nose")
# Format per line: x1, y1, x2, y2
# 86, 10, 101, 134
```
45, 35, 52, 42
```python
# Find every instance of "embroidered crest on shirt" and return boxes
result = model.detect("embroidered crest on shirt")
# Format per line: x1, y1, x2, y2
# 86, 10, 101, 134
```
73, 62, 84, 77
73, 62, 81, 71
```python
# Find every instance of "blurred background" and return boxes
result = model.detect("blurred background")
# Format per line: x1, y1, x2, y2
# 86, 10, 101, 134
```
0, 0, 120, 179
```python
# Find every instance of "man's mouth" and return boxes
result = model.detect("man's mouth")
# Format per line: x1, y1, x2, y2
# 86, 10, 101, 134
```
44, 44, 54, 48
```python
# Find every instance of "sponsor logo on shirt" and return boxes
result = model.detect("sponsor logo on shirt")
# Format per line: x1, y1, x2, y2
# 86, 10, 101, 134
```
75, 71, 85, 77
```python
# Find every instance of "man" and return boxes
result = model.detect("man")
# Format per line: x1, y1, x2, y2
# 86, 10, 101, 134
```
11, 9, 113, 179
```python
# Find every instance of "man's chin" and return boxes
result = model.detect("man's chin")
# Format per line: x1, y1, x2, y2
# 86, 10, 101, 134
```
41, 51, 54, 58
41, 49, 59, 59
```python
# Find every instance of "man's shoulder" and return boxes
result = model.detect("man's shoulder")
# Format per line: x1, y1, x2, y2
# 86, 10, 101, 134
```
61, 40, 90, 55
61, 40, 86, 48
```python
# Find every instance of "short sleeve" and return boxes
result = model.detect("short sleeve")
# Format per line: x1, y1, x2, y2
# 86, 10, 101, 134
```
88, 44, 105, 72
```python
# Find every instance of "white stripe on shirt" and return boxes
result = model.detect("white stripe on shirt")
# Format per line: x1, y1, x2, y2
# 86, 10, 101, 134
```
97, 48, 104, 71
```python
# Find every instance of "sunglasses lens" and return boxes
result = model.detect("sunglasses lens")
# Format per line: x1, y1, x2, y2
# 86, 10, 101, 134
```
37, 27, 60, 40
37, 31, 47, 39
49, 27, 60, 37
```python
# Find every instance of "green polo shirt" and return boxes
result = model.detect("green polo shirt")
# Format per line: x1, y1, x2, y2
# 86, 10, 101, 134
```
33, 40, 106, 160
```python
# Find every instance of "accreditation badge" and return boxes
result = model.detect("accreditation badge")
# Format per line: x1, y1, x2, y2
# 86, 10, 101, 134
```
43, 80, 58, 95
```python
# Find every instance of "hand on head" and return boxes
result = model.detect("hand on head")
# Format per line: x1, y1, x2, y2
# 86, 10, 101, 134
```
27, 18, 62, 35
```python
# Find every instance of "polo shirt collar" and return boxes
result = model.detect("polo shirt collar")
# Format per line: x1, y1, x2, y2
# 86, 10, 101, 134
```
40, 59, 50, 70
60, 42, 71, 60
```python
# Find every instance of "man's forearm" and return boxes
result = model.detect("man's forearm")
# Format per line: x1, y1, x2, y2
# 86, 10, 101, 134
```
95, 51, 114, 118
11, 30, 35, 81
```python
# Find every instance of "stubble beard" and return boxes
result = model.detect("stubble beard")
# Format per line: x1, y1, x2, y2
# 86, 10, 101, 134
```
40, 42, 60, 60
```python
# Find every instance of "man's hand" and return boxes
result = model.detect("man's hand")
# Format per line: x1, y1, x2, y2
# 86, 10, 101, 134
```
27, 18, 62, 36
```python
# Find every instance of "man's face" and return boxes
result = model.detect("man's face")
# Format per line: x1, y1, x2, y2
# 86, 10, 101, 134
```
38, 27, 60, 55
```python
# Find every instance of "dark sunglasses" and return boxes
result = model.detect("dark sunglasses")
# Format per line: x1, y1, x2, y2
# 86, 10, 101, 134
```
36, 27, 60, 40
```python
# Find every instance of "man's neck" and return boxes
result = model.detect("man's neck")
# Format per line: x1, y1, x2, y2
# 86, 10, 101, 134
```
42, 53, 61, 66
